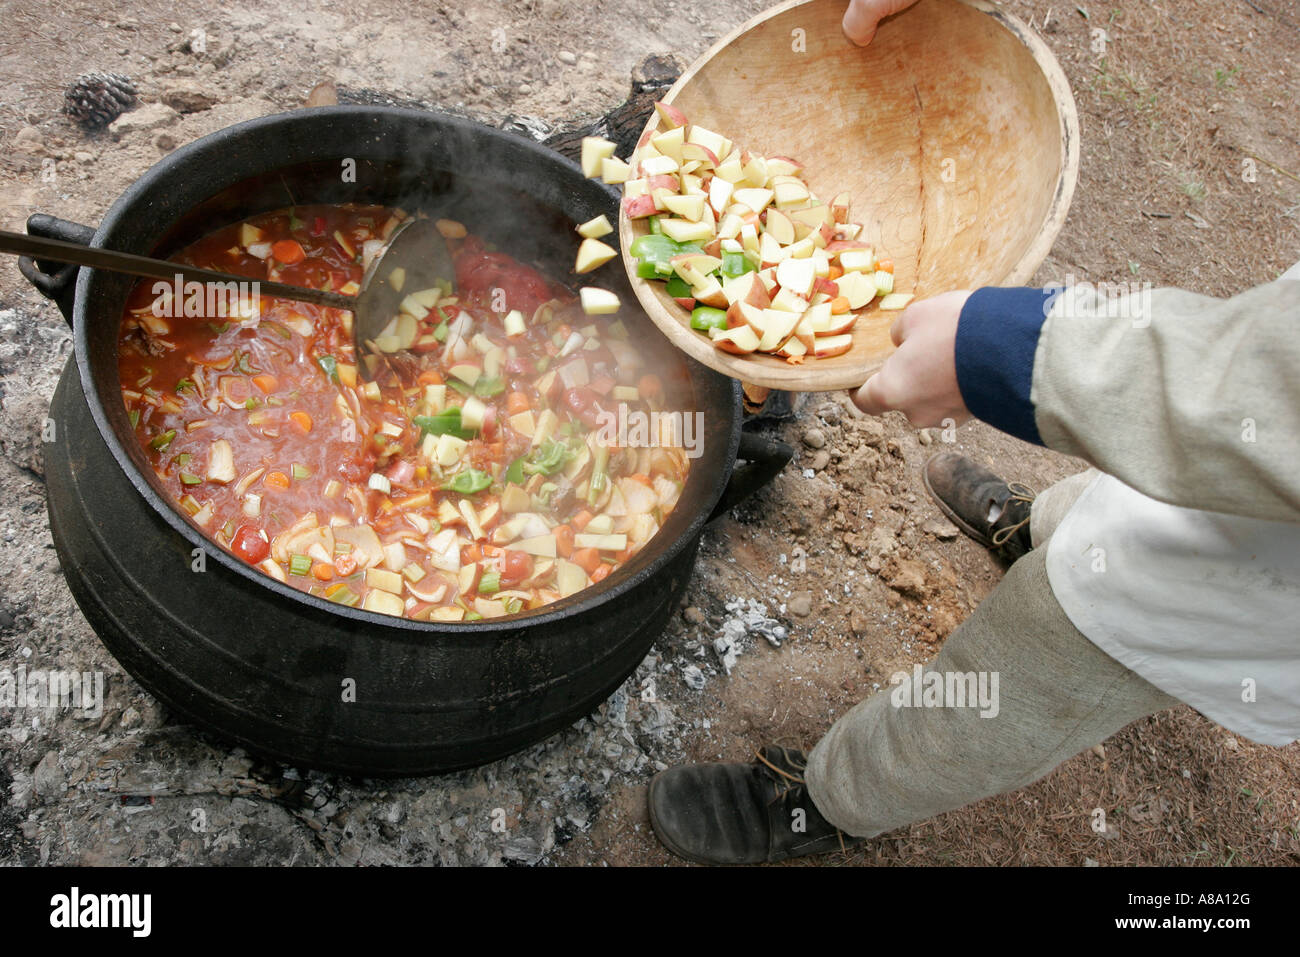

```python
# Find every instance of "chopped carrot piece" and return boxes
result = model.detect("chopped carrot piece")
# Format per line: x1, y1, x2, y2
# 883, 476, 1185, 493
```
628, 473, 653, 487
252, 374, 278, 394
827, 265, 844, 280
554, 524, 575, 558
461, 543, 482, 563
333, 554, 357, 576
571, 509, 594, 532
417, 370, 444, 386
481, 544, 503, 558
876, 259, 894, 273
312, 563, 335, 582
572, 548, 601, 574
830, 296, 851, 315
555, 322, 573, 339
637, 374, 663, 400
264, 471, 290, 490
290, 411, 313, 434
590, 563, 612, 583
506, 391, 531, 415
271, 240, 306, 265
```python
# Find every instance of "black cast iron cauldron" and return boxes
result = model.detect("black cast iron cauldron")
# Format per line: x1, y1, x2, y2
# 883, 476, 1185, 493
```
22, 107, 792, 776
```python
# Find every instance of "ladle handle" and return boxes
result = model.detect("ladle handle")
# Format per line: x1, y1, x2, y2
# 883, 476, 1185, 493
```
5, 226, 355, 316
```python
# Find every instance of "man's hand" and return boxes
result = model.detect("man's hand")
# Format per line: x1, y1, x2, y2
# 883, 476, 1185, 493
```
843, 0, 921, 45
851, 290, 973, 427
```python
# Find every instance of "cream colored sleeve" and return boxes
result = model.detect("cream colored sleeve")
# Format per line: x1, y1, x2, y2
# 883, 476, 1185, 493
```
1031, 276, 1300, 523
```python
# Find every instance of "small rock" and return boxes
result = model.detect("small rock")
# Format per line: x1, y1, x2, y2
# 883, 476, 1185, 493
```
558, 51, 578, 65
885, 559, 928, 598
918, 428, 933, 446
1223, 735, 1238, 751
810, 450, 830, 471
119, 705, 142, 729
153, 132, 177, 152
802, 428, 826, 449
682, 606, 704, 625
160, 81, 219, 114
13, 126, 45, 154
33, 751, 64, 801
74, 151, 94, 164
849, 416, 887, 447
848, 607, 870, 636
518, 84, 532, 95
922, 516, 960, 540
1090, 744, 1106, 760
109, 102, 179, 139
788, 592, 813, 617
681, 665, 706, 690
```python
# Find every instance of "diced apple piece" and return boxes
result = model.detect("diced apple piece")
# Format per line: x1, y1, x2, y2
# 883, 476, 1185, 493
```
711, 324, 761, 354
579, 287, 620, 315
786, 237, 815, 259
691, 276, 727, 309
757, 308, 802, 352
659, 218, 714, 243
623, 194, 658, 219
790, 204, 833, 228
764, 208, 795, 245
708, 178, 735, 215
651, 127, 685, 163
812, 333, 855, 358
830, 191, 852, 223
448, 363, 481, 386
513, 535, 558, 558
758, 231, 787, 267
503, 309, 527, 337
581, 136, 617, 177
740, 154, 769, 189
362, 589, 404, 617
774, 179, 811, 208
775, 261, 817, 303
577, 215, 613, 239
555, 559, 588, 597
575, 238, 617, 273
686, 126, 730, 162
766, 156, 803, 178
879, 293, 915, 310
654, 100, 688, 129
838, 248, 876, 273
769, 288, 810, 314
366, 567, 404, 595
681, 142, 719, 168
823, 311, 860, 335
732, 188, 774, 214
599, 157, 630, 184
640, 154, 680, 176
662, 193, 707, 221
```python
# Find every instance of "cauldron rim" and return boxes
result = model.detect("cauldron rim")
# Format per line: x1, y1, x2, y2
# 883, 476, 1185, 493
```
70, 105, 744, 635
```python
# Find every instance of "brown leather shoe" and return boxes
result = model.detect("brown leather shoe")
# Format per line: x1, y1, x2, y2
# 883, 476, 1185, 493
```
648, 746, 862, 865
923, 453, 1035, 561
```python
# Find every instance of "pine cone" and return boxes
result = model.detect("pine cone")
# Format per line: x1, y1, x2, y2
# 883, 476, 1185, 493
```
63, 72, 137, 130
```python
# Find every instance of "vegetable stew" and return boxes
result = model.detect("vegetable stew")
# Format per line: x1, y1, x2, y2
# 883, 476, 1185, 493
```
117, 204, 692, 621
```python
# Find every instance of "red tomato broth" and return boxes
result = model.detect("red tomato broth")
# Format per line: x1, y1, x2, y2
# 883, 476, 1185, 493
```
117, 204, 693, 622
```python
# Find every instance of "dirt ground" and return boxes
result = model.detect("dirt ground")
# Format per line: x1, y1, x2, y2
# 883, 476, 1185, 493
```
0, 0, 1297, 867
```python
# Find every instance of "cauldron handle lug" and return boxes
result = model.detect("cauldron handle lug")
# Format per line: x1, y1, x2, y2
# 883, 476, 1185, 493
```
17, 214, 96, 328
707, 432, 794, 522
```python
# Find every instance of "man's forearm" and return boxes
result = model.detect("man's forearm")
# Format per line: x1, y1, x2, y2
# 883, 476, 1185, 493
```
954, 278, 1300, 523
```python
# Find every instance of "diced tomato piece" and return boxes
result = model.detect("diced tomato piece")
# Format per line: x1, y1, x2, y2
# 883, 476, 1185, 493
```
501, 549, 532, 586
590, 563, 612, 584
231, 525, 269, 565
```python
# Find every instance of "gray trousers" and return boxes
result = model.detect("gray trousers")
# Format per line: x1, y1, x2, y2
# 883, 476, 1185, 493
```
804, 469, 1179, 837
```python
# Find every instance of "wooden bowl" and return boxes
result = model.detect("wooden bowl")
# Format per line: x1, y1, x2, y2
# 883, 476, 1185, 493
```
618, 0, 1080, 392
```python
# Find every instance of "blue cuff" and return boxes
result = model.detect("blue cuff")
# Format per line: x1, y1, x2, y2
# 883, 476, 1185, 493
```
954, 287, 1056, 446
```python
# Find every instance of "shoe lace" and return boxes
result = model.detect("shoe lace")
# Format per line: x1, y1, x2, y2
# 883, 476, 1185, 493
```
990, 481, 1036, 547
754, 748, 849, 854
